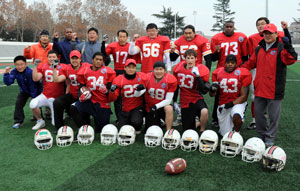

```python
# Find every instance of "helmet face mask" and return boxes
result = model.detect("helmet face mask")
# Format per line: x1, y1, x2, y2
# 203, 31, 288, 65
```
262, 146, 286, 171
77, 125, 94, 146
118, 125, 135, 146
162, 129, 181, 150
262, 156, 284, 171
180, 129, 199, 152
242, 137, 265, 163
144, 125, 163, 147
100, 124, 118, 145
199, 130, 218, 154
56, 126, 74, 147
34, 129, 53, 150
220, 131, 243, 158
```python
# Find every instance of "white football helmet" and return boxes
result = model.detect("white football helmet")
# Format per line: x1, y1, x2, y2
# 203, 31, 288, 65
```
34, 129, 53, 150
180, 129, 199, 152
220, 131, 244, 158
77, 125, 94, 145
162, 129, 181, 150
242, 137, 265, 163
144, 125, 163, 147
56, 126, 74, 147
118, 125, 136, 146
199, 130, 219, 154
100, 124, 118, 145
263, 146, 286, 171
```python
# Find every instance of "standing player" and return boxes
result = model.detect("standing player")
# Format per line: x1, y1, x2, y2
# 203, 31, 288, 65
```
136, 61, 177, 131
173, 49, 210, 134
75, 52, 116, 133
210, 54, 252, 136
170, 25, 212, 70
109, 59, 145, 132
210, 21, 248, 128
30, 50, 65, 130
52, 50, 89, 131
247, 18, 291, 130
129, 23, 171, 73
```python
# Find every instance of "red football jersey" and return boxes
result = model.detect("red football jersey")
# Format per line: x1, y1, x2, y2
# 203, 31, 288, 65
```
173, 61, 210, 108
77, 65, 116, 108
175, 34, 211, 65
143, 72, 177, 111
211, 32, 248, 68
61, 62, 90, 99
247, 31, 285, 56
212, 67, 252, 105
37, 63, 64, 99
135, 35, 171, 73
109, 72, 146, 112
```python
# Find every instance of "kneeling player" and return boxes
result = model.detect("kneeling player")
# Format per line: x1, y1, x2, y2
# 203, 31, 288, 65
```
136, 61, 177, 131
109, 59, 145, 132
210, 54, 252, 136
173, 49, 210, 134
75, 52, 116, 133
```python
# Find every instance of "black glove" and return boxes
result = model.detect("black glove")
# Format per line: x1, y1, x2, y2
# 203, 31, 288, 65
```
136, 84, 145, 91
224, 101, 234, 109
210, 83, 219, 93
33, 59, 40, 67
110, 84, 118, 93
281, 37, 291, 49
150, 105, 157, 113
51, 59, 59, 69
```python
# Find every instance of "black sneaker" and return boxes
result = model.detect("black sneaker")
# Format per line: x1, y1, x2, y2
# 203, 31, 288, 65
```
247, 122, 256, 130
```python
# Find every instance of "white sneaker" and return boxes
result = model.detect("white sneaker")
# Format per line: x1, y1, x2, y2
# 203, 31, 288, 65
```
32, 119, 45, 130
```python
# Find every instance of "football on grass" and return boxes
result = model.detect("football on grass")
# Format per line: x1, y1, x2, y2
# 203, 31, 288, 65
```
165, 158, 187, 175
80, 86, 90, 94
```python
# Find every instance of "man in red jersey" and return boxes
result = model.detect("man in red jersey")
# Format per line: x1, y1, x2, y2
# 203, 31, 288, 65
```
109, 59, 145, 132
210, 20, 248, 128
173, 49, 210, 134
129, 23, 171, 73
75, 52, 116, 133
30, 50, 65, 130
210, 54, 252, 136
135, 61, 177, 131
242, 23, 297, 147
170, 25, 212, 70
247, 17, 291, 130
52, 50, 90, 131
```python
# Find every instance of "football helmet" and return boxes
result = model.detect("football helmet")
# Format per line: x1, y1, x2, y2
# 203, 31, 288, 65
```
180, 129, 199, 152
199, 130, 219, 154
162, 129, 181, 150
77, 125, 94, 145
263, 146, 286, 171
100, 124, 118, 145
118, 125, 136, 146
34, 129, 53, 150
56, 126, 74, 147
144, 125, 163, 147
242, 137, 265, 163
220, 131, 244, 158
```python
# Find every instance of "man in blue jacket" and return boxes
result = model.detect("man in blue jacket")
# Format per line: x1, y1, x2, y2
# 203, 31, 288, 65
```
52, 28, 79, 64
3, 55, 42, 129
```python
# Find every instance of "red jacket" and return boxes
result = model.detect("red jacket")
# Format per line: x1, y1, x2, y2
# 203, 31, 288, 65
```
23, 42, 53, 64
242, 39, 297, 99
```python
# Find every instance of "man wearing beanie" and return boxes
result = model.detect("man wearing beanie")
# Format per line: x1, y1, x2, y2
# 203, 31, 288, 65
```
210, 54, 252, 136
136, 61, 177, 131
24, 29, 53, 65
242, 23, 298, 147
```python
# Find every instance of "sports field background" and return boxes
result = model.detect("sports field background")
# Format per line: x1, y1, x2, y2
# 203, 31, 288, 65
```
0, 62, 300, 191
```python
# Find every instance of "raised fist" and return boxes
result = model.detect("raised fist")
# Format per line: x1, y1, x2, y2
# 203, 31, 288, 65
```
53, 32, 59, 39
5, 66, 12, 74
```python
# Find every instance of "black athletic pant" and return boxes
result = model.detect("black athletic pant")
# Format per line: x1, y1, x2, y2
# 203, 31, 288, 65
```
14, 91, 31, 124
118, 106, 143, 131
145, 108, 165, 130
212, 89, 220, 123
114, 70, 125, 122
53, 93, 77, 130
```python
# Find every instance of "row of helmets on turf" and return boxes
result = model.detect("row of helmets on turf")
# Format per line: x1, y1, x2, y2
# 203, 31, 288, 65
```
34, 125, 286, 171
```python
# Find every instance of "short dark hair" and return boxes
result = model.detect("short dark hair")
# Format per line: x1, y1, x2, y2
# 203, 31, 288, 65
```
153, 61, 165, 70
184, 25, 195, 33
225, 54, 237, 63
48, 50, 58, 57
14, 55, 26, 63
92, 52, 104, 59
184, 49, 197, 58
224, 20, 235, 26
146, 23, 158, 30
256, 17, 270, 25
117, 29, 128, 37
88, 27, 98, 35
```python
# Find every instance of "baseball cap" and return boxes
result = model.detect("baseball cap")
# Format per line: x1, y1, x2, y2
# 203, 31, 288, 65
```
263, 23, 277, 33
125, 59, 137, 66
69, 50, 81, 58
40, 29, 50, 36
225, 54, 237, 63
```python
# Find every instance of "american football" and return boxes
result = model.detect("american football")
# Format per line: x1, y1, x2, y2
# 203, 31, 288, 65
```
80, 86, 91, 94
165, 158, 187, 175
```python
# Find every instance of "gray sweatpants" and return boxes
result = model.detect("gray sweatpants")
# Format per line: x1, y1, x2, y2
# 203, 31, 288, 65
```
254, 96, 282, 144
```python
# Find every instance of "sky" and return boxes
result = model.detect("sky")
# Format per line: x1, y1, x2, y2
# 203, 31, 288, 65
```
25, 0, 300, 37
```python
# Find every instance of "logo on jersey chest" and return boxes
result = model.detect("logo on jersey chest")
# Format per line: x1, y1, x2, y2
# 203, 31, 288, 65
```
234, 69, 241, 76
137, 77, 141, 82
270, 50, 276, 55
161, 83, 166, 88
56, 65, 62, 70
101, 68, 107, 74
238, 37, 244, 42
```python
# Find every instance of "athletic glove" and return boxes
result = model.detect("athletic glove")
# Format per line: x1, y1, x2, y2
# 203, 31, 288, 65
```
103, 34, 109, 42
79, 91, 91, 102
192, 66, 200, 77
173, 102, 181, 115
33, 59, 40, 67
136, 84, 145, 91
110, 84, 118, 93
150, 105, 157, 113
224, 101, 234, 109
51, 59, 59, 69
99, 84, 108, 94
210, 82, 219, 93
